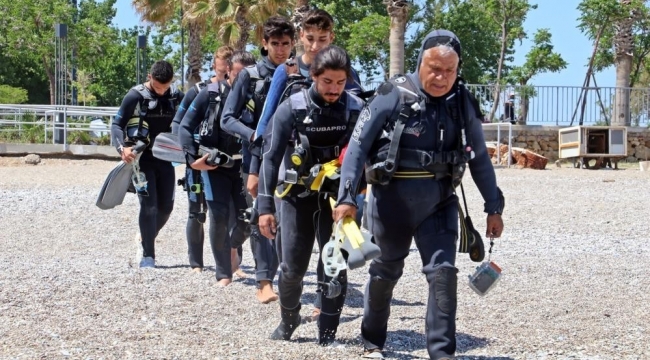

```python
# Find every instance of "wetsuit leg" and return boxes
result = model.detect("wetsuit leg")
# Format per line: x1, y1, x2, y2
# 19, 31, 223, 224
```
277, 192, 319, 309
185, 167, 205, 269
360, 178, 447, 351
137, 157, 175, 259
314, 194, 347, 345
270, 192, 319, 341
228, 168, 251, 250
203, 169, 235, 280
244, 174, 280, 284
414, 195, 459, 359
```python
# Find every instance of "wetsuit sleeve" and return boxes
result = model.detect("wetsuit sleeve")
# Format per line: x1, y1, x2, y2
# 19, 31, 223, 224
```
255, 64, 288, 138
221, 70, 255, 141
257, 101, 294, 215
111, 89, 140, 153
178, 87, 209, 162
249, 149, 261, 175
466, 101, 503, 214
249, 113, 277, 174
337, 83, 401, 206
172, 86, 198, 135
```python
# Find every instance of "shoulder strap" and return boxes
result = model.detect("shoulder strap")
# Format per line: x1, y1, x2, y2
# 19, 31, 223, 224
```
194, 80, 208, 94
245, 63, 271, 104
132, 84, 152, 116
199, 81, 224, 137
129, 84, 153, 140
456, 79, 476, 161
290, 89, 313, 173
384, 74, 424, 171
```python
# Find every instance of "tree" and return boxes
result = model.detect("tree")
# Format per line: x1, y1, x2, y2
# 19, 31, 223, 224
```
312, 0, 388, 80
578, 0, 648, 126
384, 0, 410, 77
0, 85, 29, 104
186, 0, 290, 51
0, 0, 75, 104
346, 14, 391, 80
291, 0, 310, 56
507, 29, 567, 124
484, 0, 537, 122
71, 69, 95, 106
408, 0, 503, 84
133, 0, 205, 88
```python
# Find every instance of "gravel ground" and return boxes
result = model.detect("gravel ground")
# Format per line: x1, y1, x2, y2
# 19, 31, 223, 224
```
0, 156, 648, 360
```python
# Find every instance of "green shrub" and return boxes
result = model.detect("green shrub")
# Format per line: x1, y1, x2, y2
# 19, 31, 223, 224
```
67, 131, 92, 145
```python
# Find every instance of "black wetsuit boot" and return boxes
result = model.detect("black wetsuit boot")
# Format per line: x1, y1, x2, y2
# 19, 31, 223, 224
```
270, 304, 302, 340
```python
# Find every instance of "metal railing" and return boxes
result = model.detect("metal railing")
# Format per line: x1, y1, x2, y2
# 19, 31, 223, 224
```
0, 104, 118, 146
361, 81, 650, 126
466, 84, 650, 126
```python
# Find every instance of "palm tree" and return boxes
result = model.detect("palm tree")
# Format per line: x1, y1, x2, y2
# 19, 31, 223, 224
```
290, 0, 310, 56
186, 0, 291, 51
613, 0, 640, 126
132, 0, 204, 88
384, 0, 409, 78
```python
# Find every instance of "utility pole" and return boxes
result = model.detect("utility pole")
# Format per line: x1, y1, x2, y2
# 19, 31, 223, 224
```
70, 0, 78, 106
136, 35, 147, 84
180, 7, 185, 89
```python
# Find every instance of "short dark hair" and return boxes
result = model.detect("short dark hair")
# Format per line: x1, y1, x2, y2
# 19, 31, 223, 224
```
229, 51, 256, 67
302, 9, 334, 32
263, 16, 295, 41
149, 60, 174, 83
310, 46, 351, 79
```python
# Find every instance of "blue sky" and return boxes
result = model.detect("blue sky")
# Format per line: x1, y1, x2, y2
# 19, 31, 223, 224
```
113, 0, 616, 87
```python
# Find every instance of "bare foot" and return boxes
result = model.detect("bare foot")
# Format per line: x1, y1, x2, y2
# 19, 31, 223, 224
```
305, 307, 321, 323
234, 269, 247, 278
230, 249, 240, 274
191, 267, 202, 274
256, 280, 279, 304
216, 278, 232, 287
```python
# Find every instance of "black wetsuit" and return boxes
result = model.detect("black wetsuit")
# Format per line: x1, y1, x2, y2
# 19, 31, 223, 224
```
111, 84, 184, 261
336, 33, 504, 358
258, 86, 365, 345
172, 80, 210, 269
178, 81, 249, 280
221, 57, 279, 284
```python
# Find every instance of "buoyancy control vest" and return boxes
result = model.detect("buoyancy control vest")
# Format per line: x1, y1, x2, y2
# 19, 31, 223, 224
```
284, 89, 364, 187
241, 64, 273, 126
199, 81, 241, 156
125, 84, 180, 146
365, 74, 480, 187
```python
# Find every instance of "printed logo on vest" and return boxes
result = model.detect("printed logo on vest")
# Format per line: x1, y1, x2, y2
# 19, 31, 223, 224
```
403, 121, 426, 137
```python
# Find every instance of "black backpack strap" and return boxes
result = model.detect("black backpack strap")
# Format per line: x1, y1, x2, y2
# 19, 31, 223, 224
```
280, 77, 312, 105
129, 84, 154, 141
168, 84, 180, 112
200, 81, 224, 138
289, 89, 313, 173
384, 74, 424, 172
194, 80, 208, 95
456, 78, 475, 161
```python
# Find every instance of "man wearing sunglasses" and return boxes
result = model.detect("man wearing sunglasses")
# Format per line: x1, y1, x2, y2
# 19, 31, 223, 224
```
111, 60, 185, 268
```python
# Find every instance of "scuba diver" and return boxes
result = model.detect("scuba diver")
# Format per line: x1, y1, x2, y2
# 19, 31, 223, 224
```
110, 60, 184, 268
257, 46, 365, 346
333, 30, 506, 359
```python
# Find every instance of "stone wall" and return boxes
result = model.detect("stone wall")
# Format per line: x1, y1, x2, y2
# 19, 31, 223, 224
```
482, 125, 650, 163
